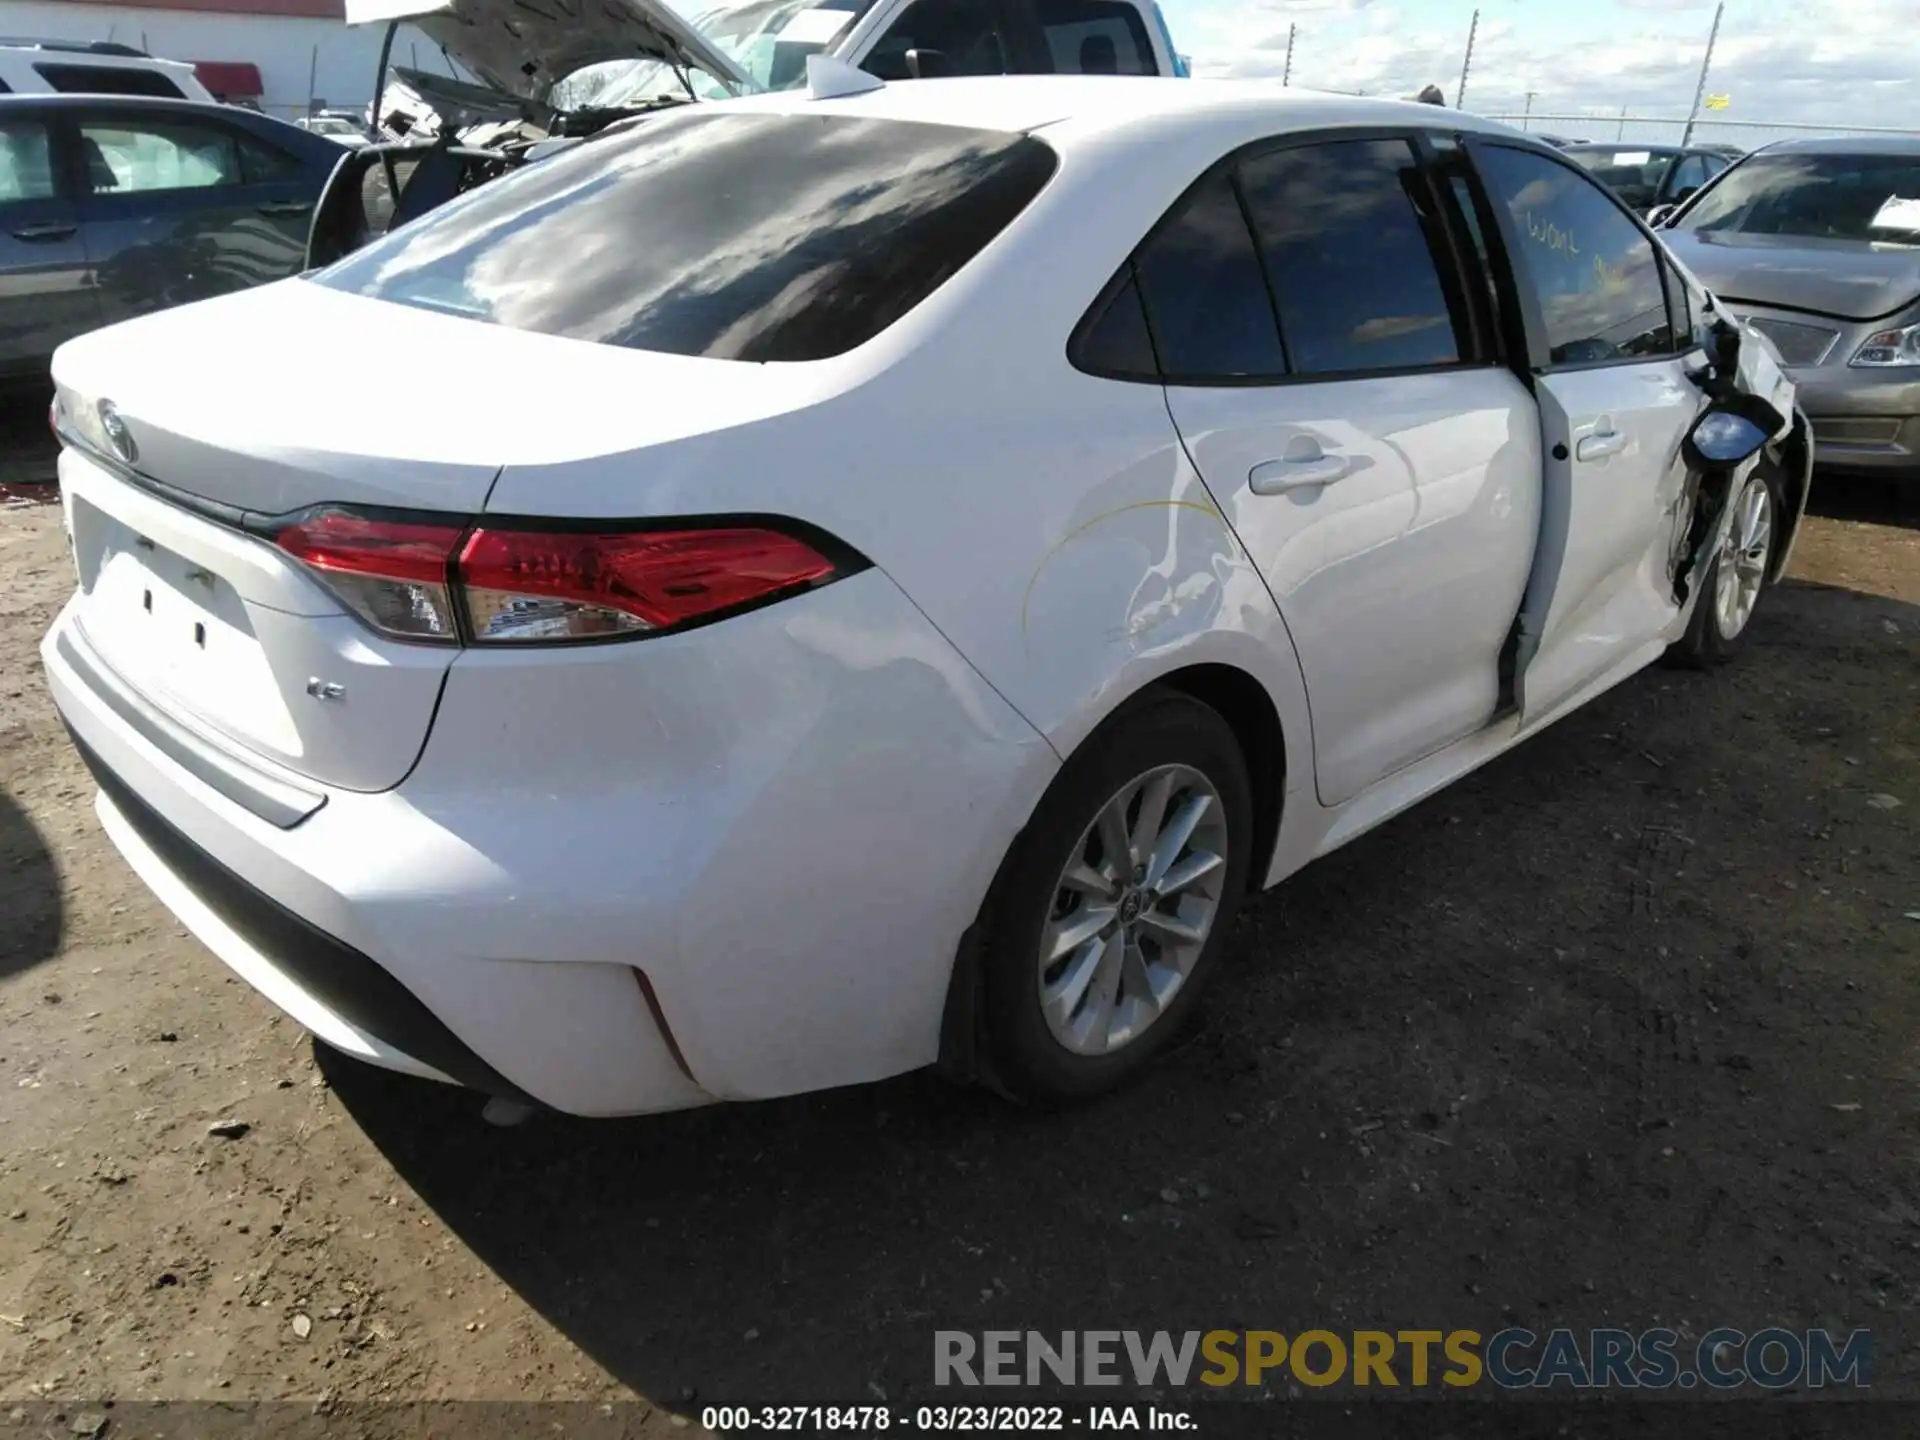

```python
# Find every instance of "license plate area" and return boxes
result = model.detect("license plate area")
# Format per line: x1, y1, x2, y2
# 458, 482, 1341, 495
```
70, 494, 301, 756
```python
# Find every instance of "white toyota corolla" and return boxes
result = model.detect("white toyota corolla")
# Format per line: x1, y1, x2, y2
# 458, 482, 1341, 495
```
43, 72, 1806, 1117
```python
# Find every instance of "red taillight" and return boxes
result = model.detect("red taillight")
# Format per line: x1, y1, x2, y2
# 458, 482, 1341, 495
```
274, 508, 465, 643
458, 526, 839, 643
273, 508, 846, 646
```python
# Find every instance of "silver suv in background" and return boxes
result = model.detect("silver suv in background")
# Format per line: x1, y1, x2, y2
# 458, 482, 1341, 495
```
0, 40, 215, 104
1658, 137, 1920, 484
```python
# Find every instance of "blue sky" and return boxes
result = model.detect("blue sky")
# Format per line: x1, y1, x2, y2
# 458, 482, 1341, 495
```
1157, 0, 1918, 134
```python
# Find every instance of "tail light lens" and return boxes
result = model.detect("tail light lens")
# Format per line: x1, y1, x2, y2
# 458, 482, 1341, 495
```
460, 526, 839, 643
272, 508, 851, 647
274, 508, 466, 643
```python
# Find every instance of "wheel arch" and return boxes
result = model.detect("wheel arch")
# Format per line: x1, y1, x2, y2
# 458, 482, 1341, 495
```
936, 658, 1292, 1090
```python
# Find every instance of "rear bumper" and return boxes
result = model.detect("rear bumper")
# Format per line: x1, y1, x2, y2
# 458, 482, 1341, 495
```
43, 566, 1056, 1117
67, 725, 534, 1104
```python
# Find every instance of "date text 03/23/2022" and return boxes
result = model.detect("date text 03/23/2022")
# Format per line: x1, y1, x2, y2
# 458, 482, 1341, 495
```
701, 1406, 1193, 1431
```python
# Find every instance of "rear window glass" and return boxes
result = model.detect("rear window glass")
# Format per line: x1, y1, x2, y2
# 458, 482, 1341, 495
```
312, 111, 1057, 362
36, 63, 184, 98
1566, 148, 1676, 211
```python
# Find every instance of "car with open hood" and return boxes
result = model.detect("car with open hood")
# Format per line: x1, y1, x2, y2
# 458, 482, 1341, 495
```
44, 78, 1805, 1118
1657, 136, 1920, 481
306, 0, 1185, 263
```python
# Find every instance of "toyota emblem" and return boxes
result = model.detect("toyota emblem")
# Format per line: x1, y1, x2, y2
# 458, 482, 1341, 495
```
98, 400, 137, 466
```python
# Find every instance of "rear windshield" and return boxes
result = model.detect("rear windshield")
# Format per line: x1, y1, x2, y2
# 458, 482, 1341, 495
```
1567, 148, 1675, 210
1681, 152, 1920, 245
311, 110, 1057, 362
35, 63, 184, 98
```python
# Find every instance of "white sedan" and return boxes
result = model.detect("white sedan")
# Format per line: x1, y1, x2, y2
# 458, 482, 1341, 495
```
42, 72, 1807, 1117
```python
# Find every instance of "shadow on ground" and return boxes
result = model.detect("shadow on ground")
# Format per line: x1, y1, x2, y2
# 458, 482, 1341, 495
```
0, 789, 63, 981
324, 575, 1920, 1408
1810, 472, 1920, 532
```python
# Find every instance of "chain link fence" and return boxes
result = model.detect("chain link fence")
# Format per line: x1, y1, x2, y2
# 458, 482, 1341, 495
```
1483, 113, 1920, 150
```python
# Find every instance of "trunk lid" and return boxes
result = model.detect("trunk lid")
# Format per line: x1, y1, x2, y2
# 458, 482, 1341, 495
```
50, 276, 849, 796
1662, 230, 1920, 322
346, 0, 756, 106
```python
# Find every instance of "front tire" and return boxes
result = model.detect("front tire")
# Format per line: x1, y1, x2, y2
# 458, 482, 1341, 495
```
972, 691, 1254, 1104
1668, 459, 1781, 669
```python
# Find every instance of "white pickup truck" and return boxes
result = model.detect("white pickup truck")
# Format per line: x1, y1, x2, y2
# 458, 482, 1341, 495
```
309, 0, 1189, 262
352, 0, 1187, 122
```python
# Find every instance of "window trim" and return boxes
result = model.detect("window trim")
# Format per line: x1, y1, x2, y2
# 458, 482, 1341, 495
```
1069, 123, 1508, 390
1424, 133, 1527, 381
1464, 135, 1692, 378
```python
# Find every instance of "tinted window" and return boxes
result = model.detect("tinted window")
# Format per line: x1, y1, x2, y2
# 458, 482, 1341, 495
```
79, 119, 242, 194
238, 132, 304, 184
1070, 267, 1157, 378
1680, 152, 1920, 245
1476, 145, 1675, 366
314, 111, 1057, 362
1238, 138, 1463, 375
37, 64, 184, 98
1037, 0, 1154, 74
1133, 171, 1283, 380
863, 0, 1012, 80
0, 119, 55, 201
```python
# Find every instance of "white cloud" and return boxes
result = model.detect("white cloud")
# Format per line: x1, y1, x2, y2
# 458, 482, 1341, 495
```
1168, 0, 1920, 135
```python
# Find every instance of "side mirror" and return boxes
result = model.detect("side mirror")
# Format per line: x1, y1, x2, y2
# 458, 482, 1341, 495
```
904, 47, 949, 79
1646, 203, 1675, 228
1683, 393, 1785, 469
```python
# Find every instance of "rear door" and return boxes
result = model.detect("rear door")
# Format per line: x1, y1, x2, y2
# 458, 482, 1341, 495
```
1465, 139, 1702, 724
75, 105, 312, 328
1139, 132, 1542, 807
0, 107, 99, 374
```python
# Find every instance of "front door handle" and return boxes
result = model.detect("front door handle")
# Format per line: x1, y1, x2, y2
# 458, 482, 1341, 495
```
1576, 428, 1627, 462
11, 222, 77, 241
1249, 452, 1352, 495
257, 201, 313, 217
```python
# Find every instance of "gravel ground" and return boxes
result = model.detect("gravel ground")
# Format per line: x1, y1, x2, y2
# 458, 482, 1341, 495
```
2, 390, 1917, 1430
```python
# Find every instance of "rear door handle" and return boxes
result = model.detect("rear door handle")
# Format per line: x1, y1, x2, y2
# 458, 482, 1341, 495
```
1575, 429, 1627, 462
257, 201, 313, 217
1249, 452, 1352, 495
11, 222, 76, 241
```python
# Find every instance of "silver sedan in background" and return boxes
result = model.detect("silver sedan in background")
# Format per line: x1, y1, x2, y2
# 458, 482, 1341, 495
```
1658, 137, 1920, 484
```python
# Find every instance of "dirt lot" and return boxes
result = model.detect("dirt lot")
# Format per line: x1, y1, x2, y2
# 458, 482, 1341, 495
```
2, 389, 1917, 1428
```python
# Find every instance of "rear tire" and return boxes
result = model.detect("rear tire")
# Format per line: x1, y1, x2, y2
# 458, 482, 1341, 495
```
1666, 458, 1782, 670
971, 691, 1253, 1104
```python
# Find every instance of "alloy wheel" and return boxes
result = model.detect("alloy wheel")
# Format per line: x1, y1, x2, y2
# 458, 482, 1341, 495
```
1036, 764, 1230, 1057
1713, 470, 1774, 642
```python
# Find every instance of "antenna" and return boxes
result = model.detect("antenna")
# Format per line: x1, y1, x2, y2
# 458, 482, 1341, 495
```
807, 54, 884, 100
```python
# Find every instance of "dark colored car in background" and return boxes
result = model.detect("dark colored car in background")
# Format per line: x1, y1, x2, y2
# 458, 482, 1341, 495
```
1657, 137, 1920, 483
0, 93, 342, 377
1563, 141, 1735, 216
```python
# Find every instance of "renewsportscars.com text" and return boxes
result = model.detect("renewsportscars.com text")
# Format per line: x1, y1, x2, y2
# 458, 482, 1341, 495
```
934, 1328, 1872, 1391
